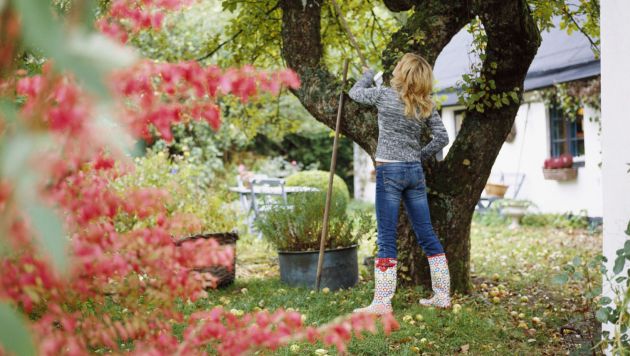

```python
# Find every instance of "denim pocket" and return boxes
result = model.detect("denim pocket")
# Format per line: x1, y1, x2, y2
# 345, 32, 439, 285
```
410, 166, 425, 187
383, 170, 406, 189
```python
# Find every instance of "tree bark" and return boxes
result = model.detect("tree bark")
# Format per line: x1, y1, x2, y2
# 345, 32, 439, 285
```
278, 0, 541, 294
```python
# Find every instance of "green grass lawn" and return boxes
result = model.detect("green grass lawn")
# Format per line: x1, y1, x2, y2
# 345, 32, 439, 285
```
193, 207, 602, 355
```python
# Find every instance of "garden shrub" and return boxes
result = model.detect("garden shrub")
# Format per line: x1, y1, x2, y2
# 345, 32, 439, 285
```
473, 206, 590, 229
254, 191, 374, 251
151, 120, 234, 186
472, 207, 509, 226
520, 212, 589, 229
111, 149, 238, 234
285, 170, 350, 216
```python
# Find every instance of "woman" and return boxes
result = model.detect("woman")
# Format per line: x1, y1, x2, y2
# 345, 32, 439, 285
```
348, 53, 451, 315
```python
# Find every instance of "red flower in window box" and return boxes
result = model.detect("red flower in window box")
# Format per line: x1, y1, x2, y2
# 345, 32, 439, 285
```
543, 154, 573, 169
542, 154, 577, 181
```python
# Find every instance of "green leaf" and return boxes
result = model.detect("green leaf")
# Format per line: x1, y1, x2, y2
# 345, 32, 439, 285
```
613, 255, 626, 275
0, 100, 19, 126
552, 273, 569, 285
0, 135, 68, 273
0, 303, 35, 356
222, 1, 237, 12
23, 202, 68, 273
572, 256, 582, 266
599, 296, 612, 305
595, 308, 609, 323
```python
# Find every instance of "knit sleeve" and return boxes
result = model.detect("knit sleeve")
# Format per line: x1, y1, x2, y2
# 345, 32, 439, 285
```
348, 69, 383, 106
420, 109, 450, 160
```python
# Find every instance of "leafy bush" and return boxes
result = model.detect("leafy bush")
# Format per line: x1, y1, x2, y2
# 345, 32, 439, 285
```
553, 240, 630, 354
151, 120, 241, 186
285, 170, 350, 216
111, 149, 238, 234
246, 129, 355, 193
474, 203, 590, 230
520, 212, 589, 229
254, 191, 374, 251
472, 207, 509, 227
347, 199, 375, 215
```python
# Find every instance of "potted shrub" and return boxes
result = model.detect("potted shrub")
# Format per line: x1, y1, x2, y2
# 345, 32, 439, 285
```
254, 171, 373, 291
543, 154, 578, 181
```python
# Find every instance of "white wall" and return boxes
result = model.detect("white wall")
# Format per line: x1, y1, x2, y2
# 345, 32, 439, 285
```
601, 0, 630, 351
353, 142, 376, 202
441, 99, 603, 217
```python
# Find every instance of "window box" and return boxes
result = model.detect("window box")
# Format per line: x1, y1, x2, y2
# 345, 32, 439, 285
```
542, 167, 578, 181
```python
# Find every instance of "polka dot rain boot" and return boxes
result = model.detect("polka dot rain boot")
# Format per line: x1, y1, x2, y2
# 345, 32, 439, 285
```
353, 257, 397, 315
419, 253, 451, 309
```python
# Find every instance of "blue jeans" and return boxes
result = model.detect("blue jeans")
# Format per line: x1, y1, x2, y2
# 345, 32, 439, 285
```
375, 161, 445, 258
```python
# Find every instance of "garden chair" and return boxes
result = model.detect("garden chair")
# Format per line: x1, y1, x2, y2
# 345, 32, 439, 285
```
235, 173, 270, 236
248, 177, 293, 239
476, 172, 526, 212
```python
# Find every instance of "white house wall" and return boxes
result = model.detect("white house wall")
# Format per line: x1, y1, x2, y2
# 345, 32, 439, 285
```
353, 100, 603, 218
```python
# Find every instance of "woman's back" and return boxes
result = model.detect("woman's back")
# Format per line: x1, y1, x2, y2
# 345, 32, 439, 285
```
348, 70, 449, 162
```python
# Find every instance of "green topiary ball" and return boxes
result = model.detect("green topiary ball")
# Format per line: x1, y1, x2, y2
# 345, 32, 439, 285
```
285, 170, 350, 216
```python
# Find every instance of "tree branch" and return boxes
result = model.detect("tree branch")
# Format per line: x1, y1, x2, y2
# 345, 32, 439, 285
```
196, 2, 280, 62
279, 0, 380, 157
381, 0, 472, 78
561, 6, 600, 56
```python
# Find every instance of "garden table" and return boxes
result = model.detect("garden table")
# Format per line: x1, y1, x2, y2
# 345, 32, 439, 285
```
228, 185, 320, 195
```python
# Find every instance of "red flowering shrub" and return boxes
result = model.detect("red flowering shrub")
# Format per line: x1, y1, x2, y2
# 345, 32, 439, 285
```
0, 1, 398, 355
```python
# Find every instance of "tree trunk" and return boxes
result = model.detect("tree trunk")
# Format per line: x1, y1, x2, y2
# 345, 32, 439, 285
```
278, 0, 541, 294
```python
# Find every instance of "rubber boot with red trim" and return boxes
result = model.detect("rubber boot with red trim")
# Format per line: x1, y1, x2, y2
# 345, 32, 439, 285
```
419, 253, 451, 309
353, 257, 397, 315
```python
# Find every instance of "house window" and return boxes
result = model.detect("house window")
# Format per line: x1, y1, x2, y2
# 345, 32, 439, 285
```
549, 104, 585, 158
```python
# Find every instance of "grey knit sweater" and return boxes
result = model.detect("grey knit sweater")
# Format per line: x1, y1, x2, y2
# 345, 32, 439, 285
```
348, 69, 449, 162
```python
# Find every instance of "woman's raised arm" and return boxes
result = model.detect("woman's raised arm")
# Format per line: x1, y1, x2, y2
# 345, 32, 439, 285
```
348, 69, 383, 106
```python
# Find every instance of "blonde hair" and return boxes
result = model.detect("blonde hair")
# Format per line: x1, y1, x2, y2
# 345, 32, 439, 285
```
390, 53, 435, 120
